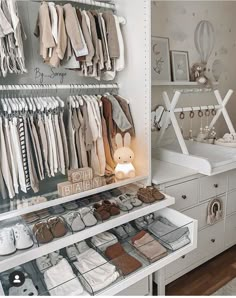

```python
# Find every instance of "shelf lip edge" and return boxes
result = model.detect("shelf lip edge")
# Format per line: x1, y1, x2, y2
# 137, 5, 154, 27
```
0, 175, 148, 222
0, 195, 174, 273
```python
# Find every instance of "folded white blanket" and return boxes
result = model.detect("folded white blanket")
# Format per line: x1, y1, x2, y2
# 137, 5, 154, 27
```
91, 232, 118, 252
74, 248, 119, 293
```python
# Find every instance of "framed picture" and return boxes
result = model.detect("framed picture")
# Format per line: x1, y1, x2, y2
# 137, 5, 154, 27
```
171, 51, 190, 82
151, 36, 171, 82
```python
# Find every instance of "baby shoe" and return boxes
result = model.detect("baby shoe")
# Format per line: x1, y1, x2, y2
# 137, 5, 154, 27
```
102, 200, 120, 216
49, 250, 63, 266
49, 205, 65, 215
47, 217, 67, 238
63, 202, 78, 211
33, 222, 54, 244
93, 203, 111, 221
63, 212, 85, 232
115, 195, 133, 211
137, 188, 156, 204
144, 213, 154, 225
123, 223, 137, 236
13, 224, 34, 250
147, 187, 165, 201
66, 245, 79, 260
22, 212, 39, 224
125, 193, 143, 207
36, 255, 52, 273
0, 228, 16, 256
35, 209, 50, 219
134, 217, 148, 230
113, 226, 129, 240
75, 241, 90, 254
80, 207, 98, 226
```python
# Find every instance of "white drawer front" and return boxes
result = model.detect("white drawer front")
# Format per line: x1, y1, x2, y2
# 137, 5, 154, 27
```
116, 277, 150, 296
166, 180, 199, 211
225, 213, 236, 248
184, 196, 226, 230
228, 170, 236, 191
199, 174, 227, 202
227, 190, 236, 215
164, 222, 224, 280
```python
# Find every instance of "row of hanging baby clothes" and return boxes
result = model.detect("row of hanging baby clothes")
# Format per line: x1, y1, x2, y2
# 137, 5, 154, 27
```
0, 96, 68, 200
0, 0, 27, 77
35, 2, 125, 81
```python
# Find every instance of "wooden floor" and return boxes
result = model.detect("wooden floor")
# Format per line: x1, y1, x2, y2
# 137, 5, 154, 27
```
165, 246, 236, 296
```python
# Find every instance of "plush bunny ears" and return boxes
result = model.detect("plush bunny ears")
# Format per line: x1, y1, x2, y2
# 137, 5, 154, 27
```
115, 132, 131, 148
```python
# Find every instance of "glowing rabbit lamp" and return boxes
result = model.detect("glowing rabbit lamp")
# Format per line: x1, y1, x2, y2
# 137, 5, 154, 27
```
114, 133, 136, 180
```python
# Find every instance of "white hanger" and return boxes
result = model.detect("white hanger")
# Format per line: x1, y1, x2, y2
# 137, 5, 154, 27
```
56, 96, 64, 109
1, 98, 8, 114
26, 97, 33, 111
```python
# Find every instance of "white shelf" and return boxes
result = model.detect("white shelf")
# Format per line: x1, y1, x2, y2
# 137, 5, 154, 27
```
0, 175, 148, 222
152, 81, 219, 86
0, 195, 175, 273
97, 208, 198, 296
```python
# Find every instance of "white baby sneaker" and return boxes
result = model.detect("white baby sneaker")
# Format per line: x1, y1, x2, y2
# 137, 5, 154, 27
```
0, 228, 16, 256
36, 255, 52, 273
13, 224, 34, 250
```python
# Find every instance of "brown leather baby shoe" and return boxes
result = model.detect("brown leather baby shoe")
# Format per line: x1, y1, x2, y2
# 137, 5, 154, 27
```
33, 222, 54, 244
47, 217, 67, 238
102, 200, 120, 216
147, 187, 165, 201
137, 188, 156, 203
93, 203, 111, 221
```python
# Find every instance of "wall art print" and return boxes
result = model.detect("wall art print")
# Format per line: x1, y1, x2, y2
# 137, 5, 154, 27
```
171, 50, 190, 82
151, 36, 171, 82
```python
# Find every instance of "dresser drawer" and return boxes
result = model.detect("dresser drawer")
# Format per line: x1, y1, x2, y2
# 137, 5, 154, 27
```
166, 179, 199, 211
184, 196, 226, 230
226, 190, 236, 215
116, 276, 150, 296
163, 222, 224, 280
228, 170, 236, 191
199, 174, 227, 202
225, 213, 236, 248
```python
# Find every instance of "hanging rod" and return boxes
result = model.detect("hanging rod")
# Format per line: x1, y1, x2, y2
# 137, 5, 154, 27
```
174, 105, 221, 113
31, 0, 116, 10
0, 83, 119, 91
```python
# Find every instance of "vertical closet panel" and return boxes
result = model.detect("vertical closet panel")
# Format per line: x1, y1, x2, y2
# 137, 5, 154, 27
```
115, 0, 151, 181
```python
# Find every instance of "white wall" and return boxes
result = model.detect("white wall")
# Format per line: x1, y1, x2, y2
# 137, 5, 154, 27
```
152, 1, 236, 148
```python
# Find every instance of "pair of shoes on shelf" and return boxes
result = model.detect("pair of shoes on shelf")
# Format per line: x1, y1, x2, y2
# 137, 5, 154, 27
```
22, 209, 50, 224
113, 223, 137, 240
63, 201, 79, 211
0, 224, 34, 256
66, 241, 90, 260
93, 200, 120, 221
134, 213, 154, 230
115, 193, 142, 212
137, 187, 165, 204
36, 251, 63, 273
33, 217, 67, 244
63, 208, 97, 232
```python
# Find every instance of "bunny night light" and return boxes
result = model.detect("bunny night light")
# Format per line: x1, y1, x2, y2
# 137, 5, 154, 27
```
114, 132, 136, 180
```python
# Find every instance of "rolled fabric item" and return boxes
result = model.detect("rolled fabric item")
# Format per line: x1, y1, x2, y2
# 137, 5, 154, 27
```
133, 232, 167, 263
91, 232, 118, 251
44, 258, 85, 296
105, 242, 142, 275
74, 248, 119, 293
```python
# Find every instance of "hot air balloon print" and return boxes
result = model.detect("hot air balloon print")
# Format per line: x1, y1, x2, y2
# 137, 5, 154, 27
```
194, 20, 215, 65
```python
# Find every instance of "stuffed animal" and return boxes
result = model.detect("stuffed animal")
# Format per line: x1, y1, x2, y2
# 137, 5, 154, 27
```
191, 63, 209, 85
114, 133, 135, 180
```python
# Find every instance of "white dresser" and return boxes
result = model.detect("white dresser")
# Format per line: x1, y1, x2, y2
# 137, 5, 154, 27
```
152, 159, 236, 286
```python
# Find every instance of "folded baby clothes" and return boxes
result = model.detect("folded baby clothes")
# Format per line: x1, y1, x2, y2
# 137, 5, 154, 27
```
44, 258, 85, 296
105, 242, 142, 276
132, 231, 167, 263
74, 248, 119, 293
91, 231, 118, 252
148, 216, 190, 251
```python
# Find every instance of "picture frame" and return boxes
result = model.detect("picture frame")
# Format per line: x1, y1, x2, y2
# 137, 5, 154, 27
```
151, 36, 171, 82
171, 50, 190, 82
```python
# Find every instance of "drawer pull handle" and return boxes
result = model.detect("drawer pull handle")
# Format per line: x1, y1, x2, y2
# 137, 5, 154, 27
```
214, 184, 219, 188
182, 255, 186, 259
211, 239, 216, 243
182, 195, 187, 200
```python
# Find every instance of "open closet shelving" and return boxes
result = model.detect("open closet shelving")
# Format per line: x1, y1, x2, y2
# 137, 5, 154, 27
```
0, 0, 198, 296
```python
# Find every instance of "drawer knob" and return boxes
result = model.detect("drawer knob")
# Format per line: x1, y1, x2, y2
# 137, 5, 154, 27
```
214, 184, 219, 188
182, 255, 186, 259
182, 195, 187, 200
211, 239, 216, 243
